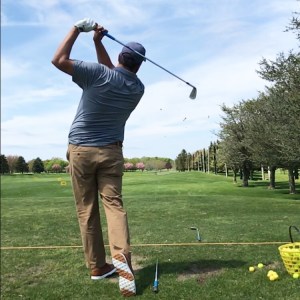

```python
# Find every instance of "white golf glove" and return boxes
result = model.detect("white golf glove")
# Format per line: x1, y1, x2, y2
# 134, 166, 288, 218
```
74, 18, 96, 32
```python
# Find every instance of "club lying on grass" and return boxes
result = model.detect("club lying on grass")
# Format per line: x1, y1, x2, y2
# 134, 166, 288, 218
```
190, 227, 201, 241
103, 32, 197, 100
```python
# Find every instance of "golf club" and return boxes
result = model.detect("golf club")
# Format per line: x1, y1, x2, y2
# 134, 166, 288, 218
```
103, 32, 197, 100
289, 225, 300, 243
190, 227, 201, 241
152, 259, 159, 293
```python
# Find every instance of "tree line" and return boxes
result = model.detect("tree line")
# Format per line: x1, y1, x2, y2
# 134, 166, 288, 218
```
0, 155, 69, 174
124, 157, 173, 171
0, 155, 174, 174
175, 11, 300, 194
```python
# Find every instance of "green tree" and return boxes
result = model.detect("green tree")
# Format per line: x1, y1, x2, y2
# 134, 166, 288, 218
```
32, 157, 44, 173
209, 141, 220, 175
218, 103, 254, 187
187, 153, 192, 171
285, 10, 300, 42
15, 156, 28, 174
218, 140, 240, 182
257, 52, 300, 193
0, 155, 9, 174
175, 149, 187, 171
192, 150, 203, 171
44, 157, 68, 173
240, 96, 280, 188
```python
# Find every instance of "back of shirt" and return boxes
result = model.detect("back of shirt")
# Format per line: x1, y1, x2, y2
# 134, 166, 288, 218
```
69, 61, 144, 146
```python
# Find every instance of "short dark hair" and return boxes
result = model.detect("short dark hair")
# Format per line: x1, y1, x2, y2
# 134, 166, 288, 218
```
118, 53, 141, 72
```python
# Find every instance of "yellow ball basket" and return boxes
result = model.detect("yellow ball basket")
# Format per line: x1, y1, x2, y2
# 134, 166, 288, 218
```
278, 226, 300, 276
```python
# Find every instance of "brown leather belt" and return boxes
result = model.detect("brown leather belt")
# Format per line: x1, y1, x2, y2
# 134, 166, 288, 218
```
110, 141, 123, 147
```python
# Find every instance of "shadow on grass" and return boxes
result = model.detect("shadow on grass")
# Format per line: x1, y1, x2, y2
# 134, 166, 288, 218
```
135, 259, 246, 295
237, 181, 300, 195
238, 181, 288, 189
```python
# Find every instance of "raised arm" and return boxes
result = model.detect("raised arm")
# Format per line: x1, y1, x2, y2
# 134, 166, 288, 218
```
52, 18, 97, 75
51, 27, 79, 75
93, 26, 115, 69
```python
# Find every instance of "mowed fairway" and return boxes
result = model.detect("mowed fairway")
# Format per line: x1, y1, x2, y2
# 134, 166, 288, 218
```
1, 171, 299, 299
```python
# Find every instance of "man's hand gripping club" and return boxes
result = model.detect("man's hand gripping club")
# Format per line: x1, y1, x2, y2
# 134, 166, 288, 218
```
74, 18, 97, 32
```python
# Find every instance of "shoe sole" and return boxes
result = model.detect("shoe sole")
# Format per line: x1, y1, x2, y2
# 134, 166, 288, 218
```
112, 253, 136, 297
91, 267, 117, 280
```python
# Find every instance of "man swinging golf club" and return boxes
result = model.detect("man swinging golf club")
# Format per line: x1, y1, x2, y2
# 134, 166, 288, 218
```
52, 18, 146, 297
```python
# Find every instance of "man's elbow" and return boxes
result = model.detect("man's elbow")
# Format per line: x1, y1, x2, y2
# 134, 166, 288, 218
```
51, 57, 73, 75
51, 56, 62, 69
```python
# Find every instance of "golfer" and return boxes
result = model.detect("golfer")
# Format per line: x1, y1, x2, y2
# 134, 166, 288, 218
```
52, 18, 145, 297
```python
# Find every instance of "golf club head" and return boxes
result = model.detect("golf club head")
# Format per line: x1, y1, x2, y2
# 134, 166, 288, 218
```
190, 227, 201, 241
189, 87, 197, 99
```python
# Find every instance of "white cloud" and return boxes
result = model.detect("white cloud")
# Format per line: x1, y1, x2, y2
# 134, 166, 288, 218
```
1, 108, 76, 147
2, 85, 77, 109
1, 57, 30, 79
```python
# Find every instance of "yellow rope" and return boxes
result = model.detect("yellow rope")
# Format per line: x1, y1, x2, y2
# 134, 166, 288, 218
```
0, 241, 288, 250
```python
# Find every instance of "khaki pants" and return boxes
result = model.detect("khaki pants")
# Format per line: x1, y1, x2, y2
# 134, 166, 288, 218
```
67, 144, 130, 270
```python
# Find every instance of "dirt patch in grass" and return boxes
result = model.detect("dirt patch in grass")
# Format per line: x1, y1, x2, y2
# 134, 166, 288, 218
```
265, 261, 281, 270
177, 264, 224, 284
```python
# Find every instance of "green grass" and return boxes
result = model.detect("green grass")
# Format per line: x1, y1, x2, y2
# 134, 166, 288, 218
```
1, 171, 299, 299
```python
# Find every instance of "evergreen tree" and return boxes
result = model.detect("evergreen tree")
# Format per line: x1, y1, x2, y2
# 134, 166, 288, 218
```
175, 149, 187, 171
15, 156, 28, 174
0, 155, 9, 174
32, 157, 45, 173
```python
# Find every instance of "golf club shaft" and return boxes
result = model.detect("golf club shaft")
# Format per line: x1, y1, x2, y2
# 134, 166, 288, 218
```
289, 225, 300, 243
103, 32, 196, 91
153, 260, 159, 292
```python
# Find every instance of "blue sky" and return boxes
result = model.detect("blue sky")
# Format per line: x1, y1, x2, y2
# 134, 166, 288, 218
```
1, 0, 299, 161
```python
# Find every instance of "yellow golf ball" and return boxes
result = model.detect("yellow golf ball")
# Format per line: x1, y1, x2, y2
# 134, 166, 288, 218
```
267, 270, 275, 277
293, 273, 299, 279
249, 266, 255, 272
269, 273, 279, 281
257, 263, 264, 268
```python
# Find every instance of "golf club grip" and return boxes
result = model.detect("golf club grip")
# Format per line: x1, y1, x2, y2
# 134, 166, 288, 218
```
153, 280, 159, 292
103, 32, 116, 41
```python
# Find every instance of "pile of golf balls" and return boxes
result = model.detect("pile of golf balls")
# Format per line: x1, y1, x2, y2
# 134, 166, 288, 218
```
248, 263, 280, 281
248, 262, 300, 280
267, 270, 279, 281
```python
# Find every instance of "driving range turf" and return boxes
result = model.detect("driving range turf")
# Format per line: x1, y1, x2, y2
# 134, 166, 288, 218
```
1, 171, 299, 299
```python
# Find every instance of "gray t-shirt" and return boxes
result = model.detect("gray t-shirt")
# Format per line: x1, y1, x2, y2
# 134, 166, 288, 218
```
68, 60, 144, 146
